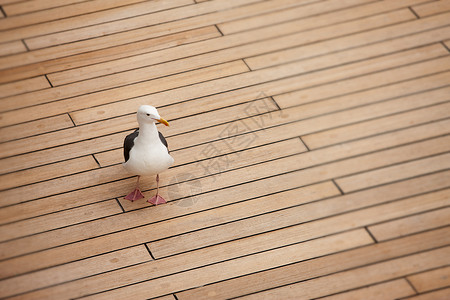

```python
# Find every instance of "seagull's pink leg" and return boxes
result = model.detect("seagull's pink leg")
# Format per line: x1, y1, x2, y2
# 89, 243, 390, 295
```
148, 174, 167, 205
124, 176, 145, 201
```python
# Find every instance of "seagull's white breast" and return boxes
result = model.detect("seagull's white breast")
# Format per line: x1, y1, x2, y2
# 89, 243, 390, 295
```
123, 137, 174, 176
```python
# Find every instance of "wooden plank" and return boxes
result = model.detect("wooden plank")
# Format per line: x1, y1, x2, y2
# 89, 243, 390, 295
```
0, 26, 221, 84
0, 0, 186, 31
88, 70, 449, 163
0, 155, 98, 191
412, 0, 450, 18
368, 207, 450, 241
0, 40, 26, 56
0, 114, 74, 143
1, 65, 447, 175
46, 0, 417, 86
0, 79, 445, 178
3, 0, 96, 16
40, 57, 249, 101
48, 6, 418, 86
245, 15, 450, 70
273, 54, 450, 111
0, 0, 420, 70
1, 108, 448, 226
407, 266, 450, 293
175, 228, 450, 299
164, 98, 450, 162
22, 41, 447, 130
273, 67, 449, 111
0, 11, 442, 115
0, 139, 310, 259
0, 114, 446, 227
218, 0, 433, 35
0, 0, 22, 5
336, 152, 450, 193
70, 31, 447, 126
148, 184, 450, 259
72, 230, 375, 300
319, 279, 415, 300
218, 0, 369, 35
301, 93, 450, 149
0, 59, 248, 117
0, 245, 151, 299
0, 148, 447, 277
236, 247, 450, 299
403, 288, 450, 300
0, 76, 49, 98
1, 102, 448, 208
6, 229, 371, 300
23, 0, 299, 50
0, 200, 122, 242
0, 0, 260, 71
52, 27, 222, 87
0, 95, 277, 173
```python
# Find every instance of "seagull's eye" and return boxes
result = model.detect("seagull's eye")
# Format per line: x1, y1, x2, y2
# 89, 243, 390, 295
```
146, 113, 150, 116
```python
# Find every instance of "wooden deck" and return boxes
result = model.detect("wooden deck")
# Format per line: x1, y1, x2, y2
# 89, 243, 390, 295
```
0, 0, 449, 299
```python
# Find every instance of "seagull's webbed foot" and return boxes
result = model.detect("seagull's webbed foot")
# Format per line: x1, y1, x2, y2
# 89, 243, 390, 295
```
124, 188, 145, 201
147, 195, 167, 205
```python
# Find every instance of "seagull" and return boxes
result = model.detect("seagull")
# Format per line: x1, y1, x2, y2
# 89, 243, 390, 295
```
123, 105, 174, 205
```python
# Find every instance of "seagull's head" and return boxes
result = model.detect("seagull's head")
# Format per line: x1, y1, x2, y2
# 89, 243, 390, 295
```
137, 105, 169, 126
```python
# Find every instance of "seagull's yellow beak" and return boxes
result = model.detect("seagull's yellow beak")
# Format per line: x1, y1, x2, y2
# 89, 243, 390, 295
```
157, 118, 169, 126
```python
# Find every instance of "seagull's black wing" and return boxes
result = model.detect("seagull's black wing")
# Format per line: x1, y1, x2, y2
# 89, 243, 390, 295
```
158, 131, 170, 153
123, 129, 139, 162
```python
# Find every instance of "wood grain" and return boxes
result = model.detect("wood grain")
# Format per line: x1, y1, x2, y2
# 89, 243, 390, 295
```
368, 207, 450, 241
0, 1, 448, 298
407, 266, 450, 293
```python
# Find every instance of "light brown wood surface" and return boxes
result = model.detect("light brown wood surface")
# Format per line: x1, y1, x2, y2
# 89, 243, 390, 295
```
0, 0, 448, 299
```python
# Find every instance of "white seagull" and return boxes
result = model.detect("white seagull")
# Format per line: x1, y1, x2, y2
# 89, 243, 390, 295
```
123, 105, 174, 205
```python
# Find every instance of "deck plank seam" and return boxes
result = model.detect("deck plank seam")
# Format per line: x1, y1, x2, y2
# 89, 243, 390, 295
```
0, 6, 6, 18
409, 6, 421, 19
43, 74, 53, 87
398, 286, 450, 299
214, 24, 224, 36
298, 136, 310, 151
441, 41, 450, 53
144, 243, 156, 260
365, 227, 378, 243
331, 179, 344, 195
